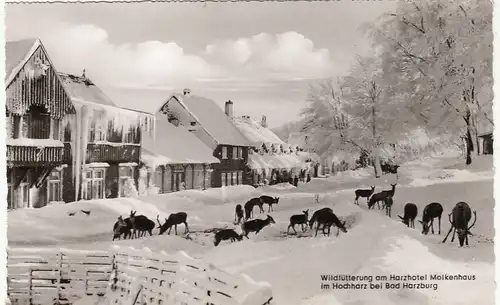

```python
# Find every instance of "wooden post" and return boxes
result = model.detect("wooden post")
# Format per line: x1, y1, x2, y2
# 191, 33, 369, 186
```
56, 252, 63, 304
28, 269, 33, 305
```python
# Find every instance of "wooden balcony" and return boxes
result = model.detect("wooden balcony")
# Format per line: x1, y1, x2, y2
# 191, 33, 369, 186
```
7, 145, 64, 167
63, 142, 141, 164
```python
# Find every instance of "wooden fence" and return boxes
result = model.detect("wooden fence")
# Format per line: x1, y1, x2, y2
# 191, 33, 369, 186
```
7, 246, 273, 305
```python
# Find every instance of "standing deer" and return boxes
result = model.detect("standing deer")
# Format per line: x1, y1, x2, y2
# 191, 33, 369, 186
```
419, 202, 443, 235
380, 184, 398, 210
234, 204, 244, 224
354, 186, 375, 205
112, 216, 131, 241
241, 215, 276, 238
260, 195, 280, 212
384, 196, 394, 218
128, 210, 138, 239
133, 215, 156, 237
287, 210, 309, 234
442, 202, 477, 247
368, 184, 397, 210
157, 212, 189, 235
398, 203, 418, 228
244, 197, 264, 220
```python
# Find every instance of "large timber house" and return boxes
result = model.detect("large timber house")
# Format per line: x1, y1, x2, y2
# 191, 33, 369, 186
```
5, 38, 76, 209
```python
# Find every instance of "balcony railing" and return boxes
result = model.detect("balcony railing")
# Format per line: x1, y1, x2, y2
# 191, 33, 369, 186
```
63, 142, 141, 163
7, 145, 64, 166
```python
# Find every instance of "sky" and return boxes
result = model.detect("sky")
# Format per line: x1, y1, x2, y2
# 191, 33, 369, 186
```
6, 1, 397, 128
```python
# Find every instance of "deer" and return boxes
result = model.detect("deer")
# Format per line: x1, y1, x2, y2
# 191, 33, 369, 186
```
241, 215, 276, 238
157, 212, 189, 235
128, 210, 138, 239
380, 184, 398, 210
398, 203, 418, 228
133, 215, 156, 237
287, 210, 309, 234
442, 202, 477, 247
419, 202, 443, 235
260, 195, 280, 212
244, 197, 264, 220
354, 186, 375, 205
313, 209, 347, 237
213, 229, 242, 246
384, 196, 394, 218
309, 207, 333, 230
112, 216, 131, 241
369, 184, 397, 210
234, 204, 244, 225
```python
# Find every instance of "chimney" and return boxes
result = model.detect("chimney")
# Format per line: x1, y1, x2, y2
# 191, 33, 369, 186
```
261, 115, 268, 128
242, 115, 250, 119
225, 100, 233, 118
82, 69, 86, 78
183, 88, 191, 97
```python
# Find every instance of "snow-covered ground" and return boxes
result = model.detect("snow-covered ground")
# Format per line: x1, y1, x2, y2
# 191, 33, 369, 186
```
8, 154, 495, 305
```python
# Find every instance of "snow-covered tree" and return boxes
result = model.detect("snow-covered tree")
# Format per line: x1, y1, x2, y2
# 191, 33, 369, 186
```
122, 177, 139, 197
367, 0, 493, 165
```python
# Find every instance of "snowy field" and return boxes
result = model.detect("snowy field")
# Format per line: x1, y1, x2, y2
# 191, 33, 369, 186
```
7, 154, 495, 305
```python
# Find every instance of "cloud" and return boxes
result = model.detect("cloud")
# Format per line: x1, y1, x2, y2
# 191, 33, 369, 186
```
19, 23, 335, 87
205, 32, 335, 80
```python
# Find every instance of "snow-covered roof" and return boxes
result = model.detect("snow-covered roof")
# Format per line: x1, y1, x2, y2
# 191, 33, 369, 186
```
171, 94, 251, 147
5, 38, 38, 83
248, 153, 306, 170
141, 114, 220, 168
232, 116, 285, 147
58, 73, 116, 107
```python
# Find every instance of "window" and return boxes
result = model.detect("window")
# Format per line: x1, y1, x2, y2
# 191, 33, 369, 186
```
119, 166, 135, 197
47, 170, 62, 202
221, 173, 227, 187
82, 168, 106, 200
7, 170, 30, 209
154, 167, 163, 193
232, 172, 237, 186
238, 147, 243, 159
88, 122, 105, 143
123, 127, 137, 144
238, 171, 243, 185
233, 147, 237, 160
222, 146, 228, 159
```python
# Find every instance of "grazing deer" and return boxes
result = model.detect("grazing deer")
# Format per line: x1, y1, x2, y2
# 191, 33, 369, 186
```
260, 195, 280, 212
287, 210, 309, 234
214, 229, 242, 246
157, 212, 189, 235
384, 196, 394, 218
112, 216, 131, 241
133, 215, 155, 237
241, 215, 276, 238
244, 197, 264, 220
398, 203, 418, 228
354, 186, 375, 205
313, 210, 347, 237
419, 202, 443, 235
442, 202, 477, 247
235, 204, 244, 224
309, 207, 333, 230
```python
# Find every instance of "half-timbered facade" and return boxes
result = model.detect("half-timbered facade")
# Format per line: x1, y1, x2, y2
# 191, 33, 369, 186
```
156, 90, 252, 187
58, 72, 154, 202
5, 38, 76, 209
139, 113, 219, 194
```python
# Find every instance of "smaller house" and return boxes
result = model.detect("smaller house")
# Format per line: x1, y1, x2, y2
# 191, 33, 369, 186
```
232, 115, 306, 186
139, 114, 220, 194
478, 131, 493, 155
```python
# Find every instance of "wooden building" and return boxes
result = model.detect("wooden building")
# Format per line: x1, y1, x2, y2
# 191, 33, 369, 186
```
139, 114, 220, 193
154, 90, 252, 187
5, 38, 76, 209
232, 115, 305, 186
479, 132, 493, 155
58, 72, 154, 202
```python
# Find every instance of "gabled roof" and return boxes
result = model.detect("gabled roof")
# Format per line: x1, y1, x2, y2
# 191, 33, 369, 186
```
141, 114, 220, 166
169, 94, 251, 147
232, 116, 285, 148
58, 72, 116, 107
5, 38, 39, 83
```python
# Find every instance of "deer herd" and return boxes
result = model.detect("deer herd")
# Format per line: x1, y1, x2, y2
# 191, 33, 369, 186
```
354, 182, 478, 247
111, 181, 477, 249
